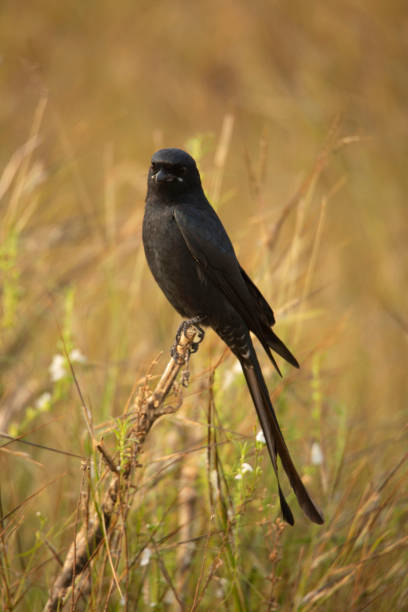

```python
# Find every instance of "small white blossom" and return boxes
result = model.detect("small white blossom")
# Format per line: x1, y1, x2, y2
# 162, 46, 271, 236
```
241, 462, 253, 474
49, 354, 66, 382
235, 462, 253, 479
140, 547, 152, 567
35, 392, 51, 411
256, 430, 266, 444
70, 348, 87, 363
311, 441, 323, 465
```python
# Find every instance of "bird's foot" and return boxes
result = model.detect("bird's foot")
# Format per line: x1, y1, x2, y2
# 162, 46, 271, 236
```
171, 316, 206, 362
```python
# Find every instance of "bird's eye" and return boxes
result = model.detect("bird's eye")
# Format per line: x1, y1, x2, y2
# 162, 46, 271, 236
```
151, 163, 157, 173
180, 165, 188, 175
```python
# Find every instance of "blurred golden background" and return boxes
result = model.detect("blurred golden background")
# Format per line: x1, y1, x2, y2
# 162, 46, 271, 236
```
1, 1, 407, 609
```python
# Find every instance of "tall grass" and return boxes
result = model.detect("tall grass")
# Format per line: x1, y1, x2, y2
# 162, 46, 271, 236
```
1, 2, 408, 609
1, 113, 406, 610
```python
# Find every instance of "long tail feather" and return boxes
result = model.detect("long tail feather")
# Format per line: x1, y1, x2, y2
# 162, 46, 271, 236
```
240, 349, 324, 525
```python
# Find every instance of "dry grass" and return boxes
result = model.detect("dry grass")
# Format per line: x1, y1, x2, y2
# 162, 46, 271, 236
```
1, 2, 408, 610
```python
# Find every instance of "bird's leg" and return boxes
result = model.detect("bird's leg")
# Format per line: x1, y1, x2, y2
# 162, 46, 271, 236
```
171, 315, 206, 362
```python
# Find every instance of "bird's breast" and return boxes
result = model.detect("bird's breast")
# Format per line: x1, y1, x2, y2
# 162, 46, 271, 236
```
142, 202, 207, 317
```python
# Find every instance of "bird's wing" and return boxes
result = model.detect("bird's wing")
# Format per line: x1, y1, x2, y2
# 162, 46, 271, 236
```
173, 205, 261, 324
174, 205, 298, 370
238, 265, 298, 367
239, 265, 275, 326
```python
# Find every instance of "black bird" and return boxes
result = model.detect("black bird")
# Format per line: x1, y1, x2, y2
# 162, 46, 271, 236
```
142, 148, 323, 525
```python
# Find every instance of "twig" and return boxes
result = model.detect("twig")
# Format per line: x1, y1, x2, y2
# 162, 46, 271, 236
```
43, 324, 201, 612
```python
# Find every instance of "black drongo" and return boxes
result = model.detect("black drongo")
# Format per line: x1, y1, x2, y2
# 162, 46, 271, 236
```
142, 148, 323, 525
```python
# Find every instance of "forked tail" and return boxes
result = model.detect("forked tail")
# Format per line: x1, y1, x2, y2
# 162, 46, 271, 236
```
240, 349, 324, 525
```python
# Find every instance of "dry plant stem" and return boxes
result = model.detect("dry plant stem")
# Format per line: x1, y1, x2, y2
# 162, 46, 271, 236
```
44, 324, 200, 612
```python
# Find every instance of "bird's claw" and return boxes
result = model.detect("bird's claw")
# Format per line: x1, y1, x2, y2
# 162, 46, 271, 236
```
189, 324, 205, 353
171, 317, 206, 362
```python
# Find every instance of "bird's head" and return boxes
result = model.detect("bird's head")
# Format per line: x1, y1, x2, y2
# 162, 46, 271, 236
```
147, 148, 202, 198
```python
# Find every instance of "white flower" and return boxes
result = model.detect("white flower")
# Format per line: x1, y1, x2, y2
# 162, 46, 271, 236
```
35, 392, 51, 410
235, 462, 253, 479
241, 462, 253, 474
140, 547, 152, 567
256, 430, 266, 444
70, 348, 87, 363
311, 441, 323, 465
49, 354, 66, 382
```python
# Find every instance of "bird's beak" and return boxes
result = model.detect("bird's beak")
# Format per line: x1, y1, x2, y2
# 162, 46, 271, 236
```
154, 168, 176, 183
